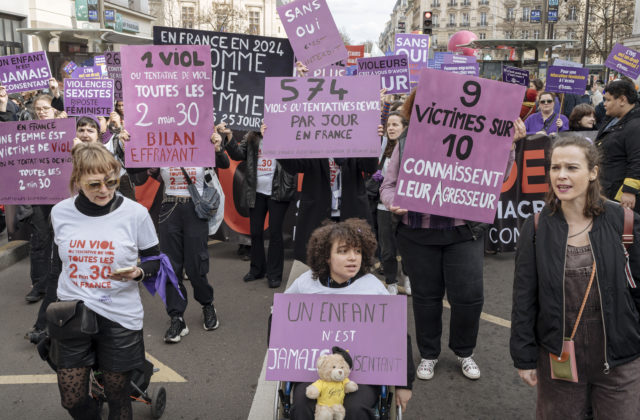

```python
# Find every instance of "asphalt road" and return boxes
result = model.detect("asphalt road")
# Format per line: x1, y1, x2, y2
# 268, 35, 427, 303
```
0, 241, 536, 420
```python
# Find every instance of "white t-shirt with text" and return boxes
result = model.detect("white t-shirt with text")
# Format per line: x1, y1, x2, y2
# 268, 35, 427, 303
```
160, 167, 204, 197
256, 140, 276, 196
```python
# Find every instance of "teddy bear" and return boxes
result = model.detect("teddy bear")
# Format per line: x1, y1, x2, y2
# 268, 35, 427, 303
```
305, 346, 358, 420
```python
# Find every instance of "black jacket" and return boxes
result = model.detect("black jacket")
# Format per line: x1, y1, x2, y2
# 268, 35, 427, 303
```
511, 201, 640, 371
595, 104, 640, 208
225, 131, 296, 209
279, 157, 377, 262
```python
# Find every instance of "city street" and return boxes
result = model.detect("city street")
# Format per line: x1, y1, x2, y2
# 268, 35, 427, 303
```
0, 239, 536, 419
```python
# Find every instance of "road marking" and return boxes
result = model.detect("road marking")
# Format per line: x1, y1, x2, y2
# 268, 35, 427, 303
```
0, 352, 186, 385
443, 300, 511, 328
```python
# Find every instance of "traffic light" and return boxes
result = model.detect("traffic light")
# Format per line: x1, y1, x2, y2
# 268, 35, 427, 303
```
423, 11, 433, 35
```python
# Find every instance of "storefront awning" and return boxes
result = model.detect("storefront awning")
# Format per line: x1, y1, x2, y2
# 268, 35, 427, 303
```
17, 28, 152, 51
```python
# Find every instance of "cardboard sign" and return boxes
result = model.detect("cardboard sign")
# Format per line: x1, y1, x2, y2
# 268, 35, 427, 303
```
545, 66, 589, 95
120, 44, 216, 167
0, 51, 52, 93
63, 78, 114, 117
356, 54, 410, 94
71, 65, 107, 79
267, 293, 408, 385
154, 26, 294, 131
262, 75, 380, 158
442, 63, 479, 76
502, 66, 530, 87
394, 34, 430, 85
278, 0, 347, 71
0, 119, 75, 204
604, 44, 640, 79
393, 68, 525, 223
346, 45, 365, 66
105, 52, 122, 101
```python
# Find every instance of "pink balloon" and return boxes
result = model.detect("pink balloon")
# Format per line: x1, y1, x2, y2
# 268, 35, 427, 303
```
447, 31, 478, 56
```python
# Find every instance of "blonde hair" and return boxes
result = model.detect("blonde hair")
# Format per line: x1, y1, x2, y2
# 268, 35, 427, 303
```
69, 142, 120, 194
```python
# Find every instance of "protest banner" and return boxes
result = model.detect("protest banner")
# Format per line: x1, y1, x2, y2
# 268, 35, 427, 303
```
63, 61, 78, 76
267, 293, 407, 385
443, 55, 477, 64
502, 65, 530, 87
0, 119, 75, 204
105, 52, 122, 101
277, 0, 347, 71
154, 26, 294, 131
604, 44, 640, 79
0, 51, 52, 93
71, 65, 107, 79
442, 63, 479, 76
262, 75, 380, 158
63, 78, 114, 118
433, 52, 452, 70
310, 63, 346, 77
545, 66, 589, 95
94, 55, 106, 66
393, 68, 525, 223
346, 45, 365, 66
120, 44, 216, 167
356, 54, 410, 94
394, 34, 430, 85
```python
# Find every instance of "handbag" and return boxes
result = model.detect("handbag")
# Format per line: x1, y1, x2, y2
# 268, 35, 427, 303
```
549, 260, 596, 382
180, 167, 221, 221
46, 301, 98, 340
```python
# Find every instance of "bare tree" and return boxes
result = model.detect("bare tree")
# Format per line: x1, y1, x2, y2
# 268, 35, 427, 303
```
339, 27, 352, 45
196, 1, 248, 33
363, 40, 374, 54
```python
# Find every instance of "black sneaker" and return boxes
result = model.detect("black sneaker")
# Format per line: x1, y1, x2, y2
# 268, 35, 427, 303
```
25, 287, 44, 303
203, 304, 220, 330
268, 278, 282, 289
164, 316, 189, 343
243, 272, 265, 282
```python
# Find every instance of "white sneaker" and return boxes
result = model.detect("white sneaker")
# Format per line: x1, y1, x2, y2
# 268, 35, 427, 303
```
404, 277, 412, 296
458, 355, 481, 380
387, 283, 398, 295
416, 358, 438, 380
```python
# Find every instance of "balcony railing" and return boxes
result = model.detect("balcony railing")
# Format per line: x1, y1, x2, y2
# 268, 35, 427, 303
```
447, 22, 457, 27
432, 1, 441, 7
479, 0, 489, 4
478, 21, 488, 26
447, 1, 458, 6
461, 0, 471, 5
460, 22, 470, 27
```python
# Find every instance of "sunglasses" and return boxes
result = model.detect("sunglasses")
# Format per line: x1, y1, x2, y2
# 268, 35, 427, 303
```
540, 99, 554, 104
83, 178, 119, 192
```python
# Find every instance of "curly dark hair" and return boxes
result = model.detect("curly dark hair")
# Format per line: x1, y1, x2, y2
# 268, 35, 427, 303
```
306, 218, 377, 282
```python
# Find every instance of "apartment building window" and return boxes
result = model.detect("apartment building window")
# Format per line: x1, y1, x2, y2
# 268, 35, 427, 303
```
479, 0, 489, 4
447, 0, 458, 7
567, 5, 577, 21
461, 13, 469, 26
533, 30, 540, 39
505, 31, 514, 39
479, 32, 486, 39
0, 14, 25, 56
461, 0, 471, 5
479, 12, 487, 26
433, 14, 439, 27
506, 8, 515, 21
432, 34, 438, 46
448, 13, 456, 27
521, 7, 530, 21
521, 30, 529, 39
181, 6, 195, 29
566, 29, 575, 40
248, 9, 261, 34
432, 1, 441, 7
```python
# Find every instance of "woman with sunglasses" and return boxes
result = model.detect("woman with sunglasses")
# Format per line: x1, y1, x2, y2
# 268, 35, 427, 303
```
525, 91, 569, 136
49, 142, 160, 419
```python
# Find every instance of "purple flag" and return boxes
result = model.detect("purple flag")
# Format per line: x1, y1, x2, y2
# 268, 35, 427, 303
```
394, 34, 430, 85
140, 254, 185, 304
64, 78, 114, 117
267, 293, 408, 385
604, 43, 640, 79
0, 119, 75, 204
502, 66, 530, 87
357, 54, 410, 94
545, 66, 589, 95
0, 51, 52, 93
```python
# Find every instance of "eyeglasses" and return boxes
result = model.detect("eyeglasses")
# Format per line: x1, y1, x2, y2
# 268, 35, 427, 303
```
540, 99, 554, 104
83, 178, 119, 192
35, 106, 52, 113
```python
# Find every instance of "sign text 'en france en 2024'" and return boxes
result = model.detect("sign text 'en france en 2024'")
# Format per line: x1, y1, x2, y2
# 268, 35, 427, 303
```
0, 119, 75, 204
153, 26, 294, 131
356, 54, 410, 95
120, 44, 215, 168
262, 75, 381, 158
267, 293, 407, 386
278, 0, 347, 72
393, 68, 525, 223
0, 51, 51, 94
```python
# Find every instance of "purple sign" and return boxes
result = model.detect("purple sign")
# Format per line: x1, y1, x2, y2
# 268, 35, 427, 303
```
443, 55, 477, 64
278, 0, 347, 71
0, 51, 52, 94
441, 63, 479, 76
121, 44, 216, 167
0, 119, 75, 204
604, 43, 640, 79
262, 76, 381, 158
71, 65, 107, 79
63, 78, 114, 117
356, 54, 410, 94
545, 66, 589, 95
94, 55, 106, 66
309, 62, 346, 77
502, 66, 530, 87
105, 52, 122, 101
433, 52, 452, 70
393, 68, 525, 223
63, 61, 78, 75
267, 293, 407, 385
395, 34, 430, 85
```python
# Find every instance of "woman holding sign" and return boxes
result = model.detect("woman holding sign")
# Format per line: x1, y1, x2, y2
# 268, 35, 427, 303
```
525, 91, 569, 136
285, 219, 414, 417
511, 134, 640, 419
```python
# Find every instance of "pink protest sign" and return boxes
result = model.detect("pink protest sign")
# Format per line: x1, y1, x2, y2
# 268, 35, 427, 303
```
63, 78, 114, 117
262, 76, 380, 158
394, 34, 430, 86
120, 45, 216, 167
278, 0, 347, 71
0, 119, 75, 204
267, 293, 407, 385
393, 69, 525, 223
0, 51, 52, 93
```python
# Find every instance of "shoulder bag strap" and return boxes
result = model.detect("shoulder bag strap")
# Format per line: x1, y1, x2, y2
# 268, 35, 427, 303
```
569, 260, 597, 340
542, 113, 557, 133
623, 207, 634, 250
534, 212, 540, 231
179, 167, 193, 185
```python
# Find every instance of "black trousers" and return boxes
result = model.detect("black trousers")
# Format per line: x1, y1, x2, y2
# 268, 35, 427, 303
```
28, 205, 53, 293
377, 209, 398, 284
397, 224, 484, 359
159, 200, 213, 317
248, 193, 290, 282
290, 382, 378, 420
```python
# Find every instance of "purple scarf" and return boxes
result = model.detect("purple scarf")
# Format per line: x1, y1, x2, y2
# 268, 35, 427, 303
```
140, 254, 185, 304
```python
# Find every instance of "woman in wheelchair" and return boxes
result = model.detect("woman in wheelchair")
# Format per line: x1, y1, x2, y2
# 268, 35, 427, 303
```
285, 218, 415, 418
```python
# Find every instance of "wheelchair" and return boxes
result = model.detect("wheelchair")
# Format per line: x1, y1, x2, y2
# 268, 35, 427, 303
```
273, 381, 402, 420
